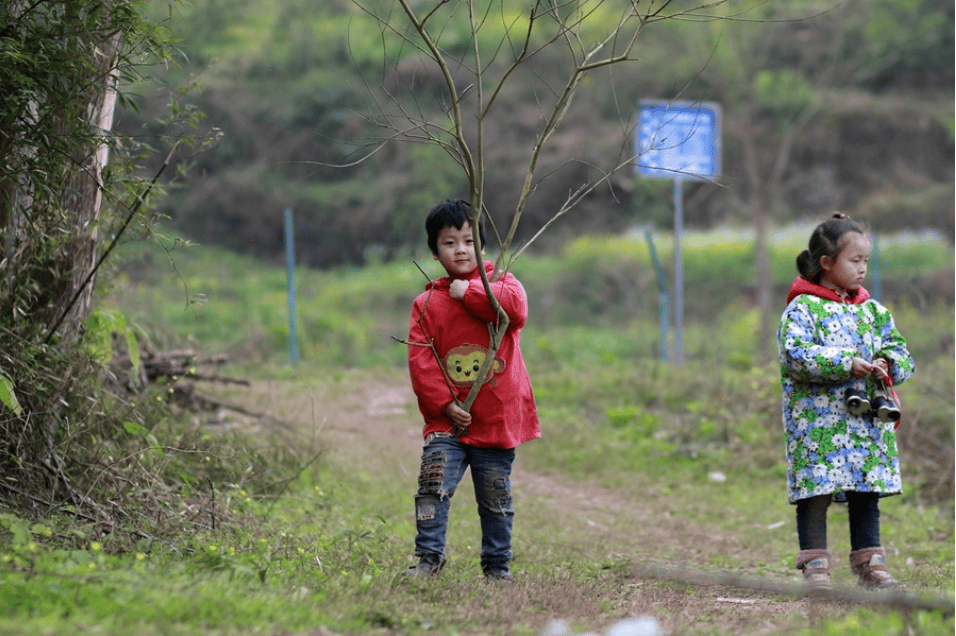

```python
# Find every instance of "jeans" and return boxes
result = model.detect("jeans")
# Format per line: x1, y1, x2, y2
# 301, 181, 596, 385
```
413, 434, 515, 568
796, 492, 881, 551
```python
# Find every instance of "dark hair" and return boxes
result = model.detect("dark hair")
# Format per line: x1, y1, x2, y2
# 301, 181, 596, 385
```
796, 212, 867, 283
425, 198, 486, 255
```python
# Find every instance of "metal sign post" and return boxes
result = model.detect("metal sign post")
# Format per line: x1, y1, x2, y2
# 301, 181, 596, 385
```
644, 229, 670, 361
673, 177, 685, 364
634, 100, 721, 364
284, 207, 300, 366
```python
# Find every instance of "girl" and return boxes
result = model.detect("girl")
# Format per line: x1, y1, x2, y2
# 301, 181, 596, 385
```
777, 213, 914, 591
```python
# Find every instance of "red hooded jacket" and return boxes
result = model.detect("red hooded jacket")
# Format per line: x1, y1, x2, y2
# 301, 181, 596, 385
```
407, 261, 540, 448
785, 276, 870, 305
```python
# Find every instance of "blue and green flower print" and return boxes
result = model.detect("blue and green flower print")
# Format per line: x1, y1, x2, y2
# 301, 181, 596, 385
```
778, 294, 914, 504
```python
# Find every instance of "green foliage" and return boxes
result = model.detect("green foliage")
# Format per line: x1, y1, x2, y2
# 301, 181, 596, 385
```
84, 309, 142, 376
110, 230, 953, 507
0, 375, 22, 417
3, 236, 956, 633
0, 1, 228, 544
753, 69, 817, 113
121, 0, 954, 268
0, 357, 950, 635
110, 229, 952, 371
853, 0, 954, 86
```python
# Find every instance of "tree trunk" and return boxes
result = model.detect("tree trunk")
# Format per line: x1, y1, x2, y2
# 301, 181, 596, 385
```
737, 121, 774, 361
753, 190, 773, 361
38, 33, 121, 342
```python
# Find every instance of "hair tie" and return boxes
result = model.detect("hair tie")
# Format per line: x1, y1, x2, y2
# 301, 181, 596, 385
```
833, 212, 847, 219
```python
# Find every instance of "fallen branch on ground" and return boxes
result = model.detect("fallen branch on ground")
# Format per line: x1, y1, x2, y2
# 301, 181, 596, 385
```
630, 560, 955, 616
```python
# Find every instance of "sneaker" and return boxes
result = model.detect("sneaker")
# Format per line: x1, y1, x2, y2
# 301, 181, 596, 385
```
482, 564, 513, 583
403, 552, 445, 579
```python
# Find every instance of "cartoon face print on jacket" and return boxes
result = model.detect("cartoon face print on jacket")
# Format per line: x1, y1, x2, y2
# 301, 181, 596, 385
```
445, 343, 506, 388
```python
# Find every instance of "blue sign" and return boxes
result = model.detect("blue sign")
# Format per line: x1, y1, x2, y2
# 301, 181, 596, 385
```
634, 100, 721, 180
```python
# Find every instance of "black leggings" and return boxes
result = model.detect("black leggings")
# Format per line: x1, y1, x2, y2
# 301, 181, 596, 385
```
796, 492, 881, 551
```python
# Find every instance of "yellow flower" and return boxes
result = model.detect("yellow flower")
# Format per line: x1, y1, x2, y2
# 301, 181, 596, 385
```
90, 542, 102, 552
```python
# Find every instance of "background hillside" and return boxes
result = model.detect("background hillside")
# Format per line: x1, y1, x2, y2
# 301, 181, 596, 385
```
119, 0, 954, 268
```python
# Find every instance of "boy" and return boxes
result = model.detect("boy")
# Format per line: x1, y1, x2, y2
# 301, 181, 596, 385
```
404, 198, 540, 582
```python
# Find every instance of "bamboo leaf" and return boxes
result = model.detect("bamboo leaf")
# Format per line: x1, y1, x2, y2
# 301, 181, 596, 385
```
0, 374, 22, 417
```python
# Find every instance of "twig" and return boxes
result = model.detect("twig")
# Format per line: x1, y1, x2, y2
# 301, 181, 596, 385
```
44, 143, 180, 344
631, 561, 955, 616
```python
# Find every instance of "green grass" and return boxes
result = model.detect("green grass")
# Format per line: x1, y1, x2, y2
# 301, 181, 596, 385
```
108, 227, 953, 367
0, 360, 952, 634
5, 359, 951, 635
2, 230, 948, 635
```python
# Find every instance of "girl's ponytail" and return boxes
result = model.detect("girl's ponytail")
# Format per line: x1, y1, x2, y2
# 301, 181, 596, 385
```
796, 249, 813, 279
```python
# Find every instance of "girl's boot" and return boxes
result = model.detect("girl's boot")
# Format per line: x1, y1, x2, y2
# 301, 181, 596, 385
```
849, 547, 900, 589
795, 549, 832, 592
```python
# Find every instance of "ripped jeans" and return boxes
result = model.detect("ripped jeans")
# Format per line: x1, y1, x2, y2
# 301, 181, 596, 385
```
413, 433, 516, 568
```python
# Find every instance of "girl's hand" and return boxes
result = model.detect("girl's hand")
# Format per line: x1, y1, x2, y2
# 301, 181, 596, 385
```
850, 357, 872, 378
851, 357, 890, 380
871, 358, 890, 381
445, 400, 471, 432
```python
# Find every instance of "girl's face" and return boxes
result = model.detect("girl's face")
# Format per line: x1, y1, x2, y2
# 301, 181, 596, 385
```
434, 223, 482, 278
820, 232, 870, 294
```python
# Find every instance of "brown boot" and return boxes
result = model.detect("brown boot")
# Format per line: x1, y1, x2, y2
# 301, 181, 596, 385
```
795, 549, 832, 593
850, 547, 900, 589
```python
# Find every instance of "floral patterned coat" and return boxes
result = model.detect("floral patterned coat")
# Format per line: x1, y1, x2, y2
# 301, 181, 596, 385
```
777, 277, 915, 504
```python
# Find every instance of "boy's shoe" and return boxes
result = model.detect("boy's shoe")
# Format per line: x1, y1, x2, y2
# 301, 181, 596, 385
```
482, 564, 513, 583
795, 549, 832, 594
403, 552, 445, 579
850, 547, 901, 589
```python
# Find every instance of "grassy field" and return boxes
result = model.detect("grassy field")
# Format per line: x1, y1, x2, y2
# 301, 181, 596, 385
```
0, 229, 952, 635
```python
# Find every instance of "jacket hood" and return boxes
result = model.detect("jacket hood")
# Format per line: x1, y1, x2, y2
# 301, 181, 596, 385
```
786, 276, 870, 305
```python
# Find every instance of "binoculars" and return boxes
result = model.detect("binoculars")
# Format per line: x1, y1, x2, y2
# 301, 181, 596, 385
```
844, 388, 900, 422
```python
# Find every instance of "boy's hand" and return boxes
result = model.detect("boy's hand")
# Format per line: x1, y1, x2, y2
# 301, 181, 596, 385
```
445, 401, 471, 432
449, 279, 468, 300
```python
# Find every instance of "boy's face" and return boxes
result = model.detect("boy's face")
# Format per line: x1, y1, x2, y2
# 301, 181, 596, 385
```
434, 223, 482, 278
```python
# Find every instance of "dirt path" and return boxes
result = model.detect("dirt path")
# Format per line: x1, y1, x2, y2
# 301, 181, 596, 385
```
237, 368, 816, 634
259, 370, 684, 552
280, 370, 776, 567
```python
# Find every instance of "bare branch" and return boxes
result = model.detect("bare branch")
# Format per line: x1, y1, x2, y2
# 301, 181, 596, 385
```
632, 560, 955, 616
353, 0, 740, 413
